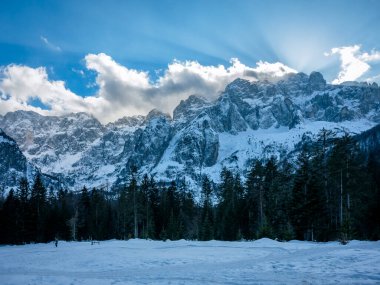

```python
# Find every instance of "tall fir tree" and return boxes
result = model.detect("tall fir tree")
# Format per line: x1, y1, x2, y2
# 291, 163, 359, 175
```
30, 174, 47, 242
16, 178, 30, 242
199, 176, 214, 240
77, 186, 90, 240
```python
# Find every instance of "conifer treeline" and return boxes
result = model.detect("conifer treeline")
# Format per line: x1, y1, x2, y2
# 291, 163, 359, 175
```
1, 132, 379, 244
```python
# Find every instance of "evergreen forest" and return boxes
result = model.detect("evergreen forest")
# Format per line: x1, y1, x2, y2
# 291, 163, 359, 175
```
1, 131, 380, 244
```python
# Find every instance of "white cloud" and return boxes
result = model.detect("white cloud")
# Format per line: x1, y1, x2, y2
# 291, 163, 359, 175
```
0, 54, 297, 123
40, 36, 61, 52
364, 74, 380, 84
0, 65, 101, 115
360, 50, 380, 62
253, 61, 297, 78
325, 45, 380, 84
83, 54, 297, 122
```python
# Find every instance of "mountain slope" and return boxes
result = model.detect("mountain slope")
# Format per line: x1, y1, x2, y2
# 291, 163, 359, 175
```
0, 128, 36, 190
1, 72, 379, 190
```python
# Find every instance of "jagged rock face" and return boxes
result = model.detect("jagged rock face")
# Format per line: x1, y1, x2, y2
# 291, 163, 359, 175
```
303, 83, 380, 123
270, 97, 299, 127
106, 115, 145, 132
130, 110, 172, 169
277, 73, 310, 96
1, 71, 379, 190
0, 129, 57, 190
0, 128, 63, 191
0, 111, 104, 172
207, 96, 248, 134
113, 110, 172, 185
0, 129, 29, 188
173, 95, 209, 123
174, 114, 219, 168
308, 71, 326, 91
219, 73, 320, 131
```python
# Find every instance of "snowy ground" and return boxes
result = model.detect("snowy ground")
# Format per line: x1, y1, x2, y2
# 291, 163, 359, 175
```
0, 238, 379, 285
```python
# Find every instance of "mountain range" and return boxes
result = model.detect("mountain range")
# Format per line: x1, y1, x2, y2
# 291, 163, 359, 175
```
1, 71, 379, 192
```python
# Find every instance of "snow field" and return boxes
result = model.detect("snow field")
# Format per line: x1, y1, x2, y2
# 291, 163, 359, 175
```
1, 238, 380, 284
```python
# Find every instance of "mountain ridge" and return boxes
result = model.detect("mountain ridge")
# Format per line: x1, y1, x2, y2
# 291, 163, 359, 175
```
1, 71, 379, 191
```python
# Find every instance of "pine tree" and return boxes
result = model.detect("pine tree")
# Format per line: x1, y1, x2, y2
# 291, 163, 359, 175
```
0, 189, 20, 243
327, 133, 361, 241
262, 158, 294, 240
30, 173, 47, 242
365, 153, 380, 239
233, 174, 245, 239
166, 181, 179, 240
315, 128, 336, 237
217, 168, 238, 240
147, 176, 159, 239
177, 179, 196, 239
89, 188, 102, 240
290, 150, 327, 241
57, 188, 72, 240
290, 151, 310, 240
246, 160, 266, 238
199, 176, 214, 240
128, 165, 139, 238
77, 186, 90, 240
118, 185, 128, 239
16, 178, 30, 242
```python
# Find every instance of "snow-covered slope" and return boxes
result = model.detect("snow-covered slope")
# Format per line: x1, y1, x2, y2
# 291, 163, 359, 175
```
0, 128, 63, 191
151, 72, 379, 185
0, 72, 379, 190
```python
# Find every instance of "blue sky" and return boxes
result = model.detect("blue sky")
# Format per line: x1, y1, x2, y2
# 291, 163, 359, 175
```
1, 0, 380, 122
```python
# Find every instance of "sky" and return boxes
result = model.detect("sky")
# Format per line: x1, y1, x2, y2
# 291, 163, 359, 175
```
0, 0, 380, 123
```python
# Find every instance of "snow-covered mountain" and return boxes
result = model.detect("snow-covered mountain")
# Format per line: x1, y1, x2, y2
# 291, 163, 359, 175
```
0, 128, 62, 191
0, 128, 40, 190
1, 72, 379, 191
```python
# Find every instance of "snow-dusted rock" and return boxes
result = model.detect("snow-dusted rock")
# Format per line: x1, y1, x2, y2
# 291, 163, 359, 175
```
1, 71, 379, 191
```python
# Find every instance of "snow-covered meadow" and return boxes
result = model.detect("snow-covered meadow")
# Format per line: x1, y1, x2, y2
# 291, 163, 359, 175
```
0, 238, 379, 284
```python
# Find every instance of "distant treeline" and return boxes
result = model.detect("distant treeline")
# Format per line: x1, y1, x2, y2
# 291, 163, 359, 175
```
1, 131, 380, 244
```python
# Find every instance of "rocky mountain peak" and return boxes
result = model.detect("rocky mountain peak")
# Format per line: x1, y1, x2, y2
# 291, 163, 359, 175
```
308, 71, 326, 91
179, 94, 208, 108
2, 110, 42, 124
62, 112, 98, 122
224, 78, 257, 96
173, 94, 209, 121
1, 71, 379, 191
145, 109, 171, 122
106, 115, 145, 130
284, 72, 309, 83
